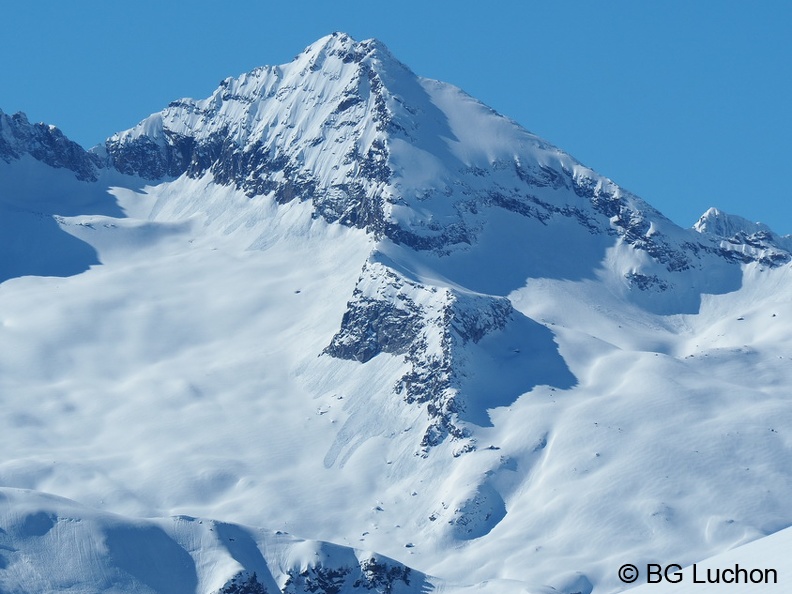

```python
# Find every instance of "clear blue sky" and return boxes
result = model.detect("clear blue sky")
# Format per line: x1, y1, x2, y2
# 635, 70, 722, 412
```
2, 0, 790, 233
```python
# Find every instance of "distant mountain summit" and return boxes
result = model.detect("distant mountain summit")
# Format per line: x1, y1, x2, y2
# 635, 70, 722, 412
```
694, 206, 792, 256
0, 109, 101, 181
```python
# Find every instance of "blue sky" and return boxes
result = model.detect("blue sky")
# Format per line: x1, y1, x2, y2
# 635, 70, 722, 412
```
1, 1, 790, 232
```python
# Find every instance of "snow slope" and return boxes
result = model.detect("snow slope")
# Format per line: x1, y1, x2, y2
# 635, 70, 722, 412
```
1, 33, 792, 594
0, 487, 434, 594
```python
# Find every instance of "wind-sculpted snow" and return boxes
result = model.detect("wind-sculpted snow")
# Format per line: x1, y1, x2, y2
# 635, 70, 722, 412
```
4, 31, 792, 594
0, 488, 435, 594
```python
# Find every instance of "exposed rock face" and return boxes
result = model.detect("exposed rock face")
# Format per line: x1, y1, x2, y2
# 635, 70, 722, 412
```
9, 34, 790, 454
104, 33, 399, 240
0, 109, 101, 181
326, 261, 575, 452
280, 557, 414, 594
5, 32, 792, 594
101, 34, 790, 277
94, 33, 792, 451
693, 207, 792, 265
0, 488, 430, 594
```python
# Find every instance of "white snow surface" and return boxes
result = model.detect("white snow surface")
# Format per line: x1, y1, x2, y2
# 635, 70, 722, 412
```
0, 487, 440, 594
693, 207, 774, 237
625, 526, 792, 592
2, 32, 792, 594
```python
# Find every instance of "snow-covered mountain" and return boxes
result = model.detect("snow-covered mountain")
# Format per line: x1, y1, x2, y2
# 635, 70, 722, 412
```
0, 109, 102, 181
0, 487, 437, 594
1, 33, 791, 594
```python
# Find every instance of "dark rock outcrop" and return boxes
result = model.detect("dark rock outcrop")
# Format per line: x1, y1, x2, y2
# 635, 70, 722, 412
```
0, 109, 102, 181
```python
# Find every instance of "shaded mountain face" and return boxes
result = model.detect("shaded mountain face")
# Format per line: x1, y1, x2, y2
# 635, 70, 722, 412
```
3, 32, 792, 594
0, 488, 432, 594
102, 33, 788, 266
0, 109, 102, 181
0, 110, 125, 283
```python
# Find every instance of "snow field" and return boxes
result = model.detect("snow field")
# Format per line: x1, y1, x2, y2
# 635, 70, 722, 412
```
2, 32, 792, 593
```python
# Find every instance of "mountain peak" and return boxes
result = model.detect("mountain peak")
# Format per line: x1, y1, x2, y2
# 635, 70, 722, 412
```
6, 33, 792, 594
104, 32, 414, 184
693, 207, 772, 237
693, 206, 792, 263
299, 32, 400, 69
101, 32, 791, 281
0, 109, 101, 181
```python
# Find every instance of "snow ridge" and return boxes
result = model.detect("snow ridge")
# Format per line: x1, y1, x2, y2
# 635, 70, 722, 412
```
100, 34, 789, 274
0, 488, 431, 594
694, 206, 792, 260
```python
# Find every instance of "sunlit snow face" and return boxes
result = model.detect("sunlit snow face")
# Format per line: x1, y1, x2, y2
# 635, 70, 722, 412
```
2, 32, 792, 594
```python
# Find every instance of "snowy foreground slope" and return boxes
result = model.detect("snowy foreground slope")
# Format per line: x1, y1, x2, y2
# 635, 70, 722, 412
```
2, 33, 792, 593
627, 525, 791, 593
0, 487, 443, 594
